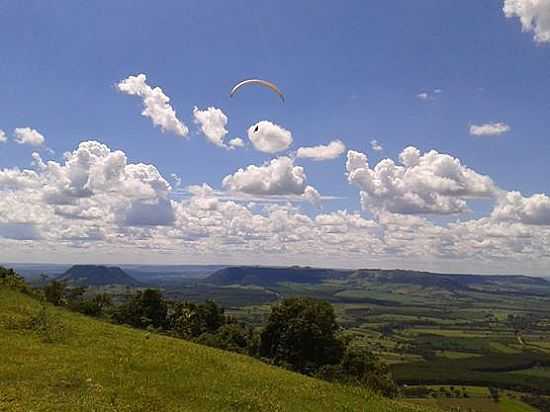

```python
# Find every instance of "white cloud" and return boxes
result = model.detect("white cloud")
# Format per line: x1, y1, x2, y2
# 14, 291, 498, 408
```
222, 157, 322, 206
117, 73, 188, 137
303, 185, 321, 207
492, 191, 550, 225
247, 121, 292, 153
13, 128, 45, 146
228, 137, 245, 148
0, 130, 6, 143
223, 156, 308, 196
504, 0, 550, 43
192, 106, 228, 147
469, 122, 511, 136
296, 139, 346, 161
2, 139, 550, 274
346, 147, 497, 215
171, 173, 182, 188
34, 140, 173, 227
370, 139, 383, 152
416, 92, 430, 100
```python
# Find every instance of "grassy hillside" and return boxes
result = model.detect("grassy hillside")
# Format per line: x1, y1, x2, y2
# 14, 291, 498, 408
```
0, 287, 431, 412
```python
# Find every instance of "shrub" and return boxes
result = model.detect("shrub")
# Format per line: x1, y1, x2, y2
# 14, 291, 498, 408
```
44, 280, 66, 306
317, 344, 399, 397
0, 266, 28, 291
195, 323, 258, 354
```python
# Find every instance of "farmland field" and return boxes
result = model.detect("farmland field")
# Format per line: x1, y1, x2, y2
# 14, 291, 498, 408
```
163, 267, 550, 408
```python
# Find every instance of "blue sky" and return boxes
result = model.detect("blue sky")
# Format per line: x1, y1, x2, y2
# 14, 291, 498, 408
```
1, 1, 549, 274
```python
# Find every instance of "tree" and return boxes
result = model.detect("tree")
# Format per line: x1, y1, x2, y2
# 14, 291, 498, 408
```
318, 344, 398, 397
259, 297, 343, 372
44, 280, 66, 306
0, 266, 28, 290
169, 300, 225, 338
195, 323, 254, 354
113, 289, 167, 329
93, 293, 112, 311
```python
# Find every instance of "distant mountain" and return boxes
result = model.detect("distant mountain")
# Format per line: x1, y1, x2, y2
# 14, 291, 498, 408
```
57, 265, 140, 287
206, 266, 353, 286
351, 269, 550, 289
206, 266, 550, 294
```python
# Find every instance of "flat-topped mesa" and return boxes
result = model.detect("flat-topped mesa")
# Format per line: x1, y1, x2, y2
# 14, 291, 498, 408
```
57, 265, 141, 287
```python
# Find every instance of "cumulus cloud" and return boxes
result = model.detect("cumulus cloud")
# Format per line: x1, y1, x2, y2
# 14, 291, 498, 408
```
117, 73, 188, 137
504, 0, 550, 43
222, 156, 322, 206
248, 121, 292, 153
296, 139, 346, 161
469, 122, 511, 136
22, 140, 173, 227
13, 128, 45, 146
370, 139, 383, 152
0, 130, 6, 143
223, 156, 308, 196
2, 139, 550, 274
492, 191, 550, 225
228, 137, 245, 148
346, 147, 497, 215
303, 186, 321, 207
192, 106, 228, 147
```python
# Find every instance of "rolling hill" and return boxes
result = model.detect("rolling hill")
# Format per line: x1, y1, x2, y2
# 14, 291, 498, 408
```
0, 285, 431, 412
206, 266, 550, 295
57, 265, 141, 287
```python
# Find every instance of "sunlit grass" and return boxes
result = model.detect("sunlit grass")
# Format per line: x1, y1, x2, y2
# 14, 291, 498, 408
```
0, 288, 432, 412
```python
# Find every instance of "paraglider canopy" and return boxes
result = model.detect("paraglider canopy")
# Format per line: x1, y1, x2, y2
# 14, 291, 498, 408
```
229, 79, 285, 102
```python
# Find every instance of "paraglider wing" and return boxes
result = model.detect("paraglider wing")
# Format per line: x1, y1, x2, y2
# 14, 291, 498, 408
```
229, 79, 285, 102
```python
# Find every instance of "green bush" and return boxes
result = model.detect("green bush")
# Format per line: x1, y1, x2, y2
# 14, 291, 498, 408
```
0, 266, 28, 291
317, 344, 399, 397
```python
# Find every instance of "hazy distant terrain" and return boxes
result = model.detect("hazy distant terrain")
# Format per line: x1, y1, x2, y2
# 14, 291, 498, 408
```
3, 263, 226, 284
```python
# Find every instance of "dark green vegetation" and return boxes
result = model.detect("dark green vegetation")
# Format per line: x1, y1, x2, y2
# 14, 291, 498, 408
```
0, 267, 428, 412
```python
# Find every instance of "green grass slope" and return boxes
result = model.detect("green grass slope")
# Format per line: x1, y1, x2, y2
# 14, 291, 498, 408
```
0, 288, 431, 412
